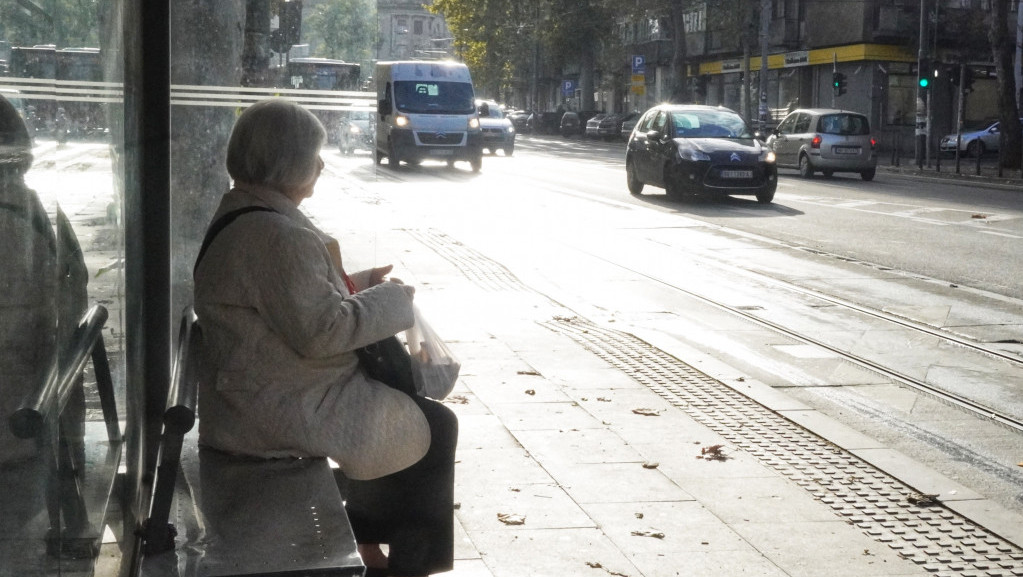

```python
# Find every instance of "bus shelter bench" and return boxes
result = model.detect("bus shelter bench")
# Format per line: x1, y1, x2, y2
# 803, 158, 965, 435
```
138, 307, 365, 577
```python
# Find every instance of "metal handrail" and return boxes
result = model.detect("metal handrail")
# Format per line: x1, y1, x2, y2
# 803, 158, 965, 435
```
143, 306, 200, 555
9, 304, 116, 440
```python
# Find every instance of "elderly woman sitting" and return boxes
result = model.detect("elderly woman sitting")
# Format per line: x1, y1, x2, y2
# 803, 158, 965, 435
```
193, 99, 457, 577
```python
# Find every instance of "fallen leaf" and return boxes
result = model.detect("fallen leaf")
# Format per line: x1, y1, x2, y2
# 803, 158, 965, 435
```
497, 513, 526, 525
443, 395, 468, 404
906, 492, 940, 506
699, 444, 728, 461
641, 461, 659, 469
597, 397, 612, 402
632, 408, 661, 416
517, 370, 541, 376
736, 376, 745, 382
971, 213, 987, 219
524, 389, 536, 395
634, 512, 644, 519
585, 561, 603, 569
631, 529, 665, 539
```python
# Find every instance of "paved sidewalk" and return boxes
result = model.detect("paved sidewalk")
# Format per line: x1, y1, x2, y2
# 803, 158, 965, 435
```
314, 185, 1023, 577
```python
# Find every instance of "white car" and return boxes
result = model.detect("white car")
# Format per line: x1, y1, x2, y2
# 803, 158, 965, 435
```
475, 100, 515, 156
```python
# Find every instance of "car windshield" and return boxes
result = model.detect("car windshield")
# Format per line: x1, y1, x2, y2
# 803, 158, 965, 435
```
818, 113, 870, 135
671, 109, 752, 138
394, 80, 475, 114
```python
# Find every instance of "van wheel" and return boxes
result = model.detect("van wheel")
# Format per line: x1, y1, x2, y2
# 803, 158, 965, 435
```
503, 145, 514, 156
798, 154, 814, 178
388, 142, 401, 168
375, 149, 383, 165
470, 154, 482, 172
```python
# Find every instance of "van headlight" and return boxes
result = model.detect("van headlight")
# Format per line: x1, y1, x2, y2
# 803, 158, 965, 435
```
468, 117, 480, 129
349, 125, 361, 134
395, 115, 409, 127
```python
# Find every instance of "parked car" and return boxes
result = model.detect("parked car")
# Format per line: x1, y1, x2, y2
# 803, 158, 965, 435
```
476, 99, 516, 156
336, 109, 375, 155
766, 108, 877, 181
625, 104, 778, 204
584, 113, 608, 138
527, 111, 562, 135
561, 110, 600, 137
939, 118, 1023, 157
507, 109, 531, 133
620, 111, 642, 140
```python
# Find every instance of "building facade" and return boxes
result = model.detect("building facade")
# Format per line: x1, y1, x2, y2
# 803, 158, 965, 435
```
376, 0, 452, 62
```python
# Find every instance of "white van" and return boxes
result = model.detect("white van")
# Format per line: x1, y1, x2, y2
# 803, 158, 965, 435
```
375, 61, 483, 171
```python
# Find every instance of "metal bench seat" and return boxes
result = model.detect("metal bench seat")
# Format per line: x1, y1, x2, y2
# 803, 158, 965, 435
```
138, 308, 364, 577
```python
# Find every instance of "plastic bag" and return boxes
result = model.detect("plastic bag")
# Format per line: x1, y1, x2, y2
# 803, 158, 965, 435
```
405, 305, 460, 399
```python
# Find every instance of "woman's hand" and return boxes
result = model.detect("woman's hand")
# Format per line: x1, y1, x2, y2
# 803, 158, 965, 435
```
368, 265, 394, 286
369, 264, 414, 299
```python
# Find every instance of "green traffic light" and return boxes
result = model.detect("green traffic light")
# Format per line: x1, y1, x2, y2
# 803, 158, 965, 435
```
919, 77, 929, 88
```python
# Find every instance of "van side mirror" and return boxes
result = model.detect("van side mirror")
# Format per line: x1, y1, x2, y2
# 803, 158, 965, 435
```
378, 99, 392, 118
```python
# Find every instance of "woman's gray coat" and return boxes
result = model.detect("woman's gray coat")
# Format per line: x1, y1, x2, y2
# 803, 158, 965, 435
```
194, 186, 429, 480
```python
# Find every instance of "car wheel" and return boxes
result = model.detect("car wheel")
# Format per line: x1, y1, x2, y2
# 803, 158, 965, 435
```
966, 140, 984, 158
470, 153, 482, 173
375, 148, 383, 165
756, 189, 775, 204
860, 168, 876, 181
626, 158, 644, 195
798, 154, 814, 178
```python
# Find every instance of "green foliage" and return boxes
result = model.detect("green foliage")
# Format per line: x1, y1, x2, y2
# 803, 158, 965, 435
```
305, 0, 376, 65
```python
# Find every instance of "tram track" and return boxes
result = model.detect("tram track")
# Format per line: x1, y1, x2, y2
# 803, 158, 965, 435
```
580, 246, 1023, 435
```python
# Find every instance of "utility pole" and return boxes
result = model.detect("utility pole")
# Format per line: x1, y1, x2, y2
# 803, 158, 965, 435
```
758, 0, 770, 133
915, 0, 928, 168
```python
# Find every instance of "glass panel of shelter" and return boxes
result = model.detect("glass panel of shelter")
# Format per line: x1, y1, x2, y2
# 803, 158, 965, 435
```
1, 3, 127, 575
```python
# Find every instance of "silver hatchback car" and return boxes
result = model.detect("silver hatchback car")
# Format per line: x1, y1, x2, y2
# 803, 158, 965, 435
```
767, 108, 877, 181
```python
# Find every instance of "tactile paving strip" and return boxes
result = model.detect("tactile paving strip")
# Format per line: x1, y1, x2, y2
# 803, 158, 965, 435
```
544, 316, 1023, 577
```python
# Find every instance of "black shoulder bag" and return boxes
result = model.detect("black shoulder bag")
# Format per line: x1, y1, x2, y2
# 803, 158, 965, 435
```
194, 206, 417, 397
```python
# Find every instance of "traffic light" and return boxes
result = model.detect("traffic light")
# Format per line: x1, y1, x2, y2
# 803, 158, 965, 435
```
917, 58, 931, 97
832, 72, 847, 96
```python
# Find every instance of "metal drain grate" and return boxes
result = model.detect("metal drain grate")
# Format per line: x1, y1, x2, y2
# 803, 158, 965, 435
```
543, 316, 1023, 577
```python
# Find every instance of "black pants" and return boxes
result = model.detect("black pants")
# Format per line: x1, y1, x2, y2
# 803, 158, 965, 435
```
336, 395, 458, 576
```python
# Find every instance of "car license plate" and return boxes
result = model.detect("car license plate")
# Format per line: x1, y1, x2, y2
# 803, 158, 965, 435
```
430, 148, 454, 156
720, 169, 752, 179
834, 146, 860, 155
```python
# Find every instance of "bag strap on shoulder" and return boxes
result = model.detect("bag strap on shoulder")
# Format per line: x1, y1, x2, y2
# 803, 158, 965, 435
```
194, 206, 277, 274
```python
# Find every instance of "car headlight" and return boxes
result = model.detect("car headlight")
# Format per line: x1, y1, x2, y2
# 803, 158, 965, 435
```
395, 115, 409, 127
507, 126, 515, 133
349, 125, 361, 134
760, 150, 776, 163
678, 147, 711, 162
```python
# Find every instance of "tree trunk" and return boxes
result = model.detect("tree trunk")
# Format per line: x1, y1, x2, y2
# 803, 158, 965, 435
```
242, 0, 271, 87
580, 41, 596, 111
668, 0, 688, 103
989, 0, 1022, 169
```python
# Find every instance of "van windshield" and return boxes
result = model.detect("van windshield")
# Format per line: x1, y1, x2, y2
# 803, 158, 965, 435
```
394, 80, 475, 114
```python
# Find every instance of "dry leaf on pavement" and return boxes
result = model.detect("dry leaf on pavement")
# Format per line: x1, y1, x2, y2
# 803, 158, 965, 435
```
631, 529, 665, 539
497, 513, 526, 525
632, 408, 661, 416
